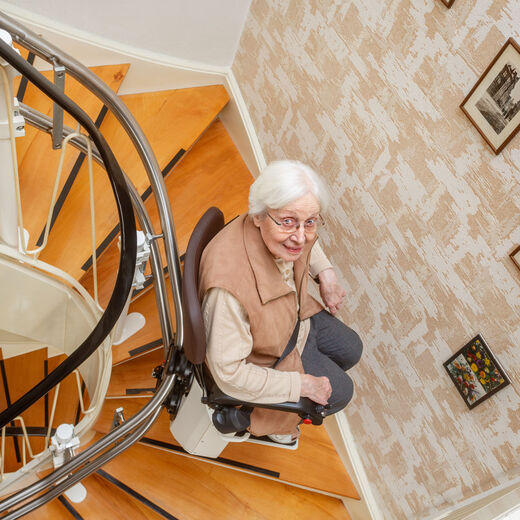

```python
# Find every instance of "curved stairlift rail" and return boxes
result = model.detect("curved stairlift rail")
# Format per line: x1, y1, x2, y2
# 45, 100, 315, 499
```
0, 14, 184, 517
18, 103, 174, 349
0, 10, 183, 351
0, 38, 138, 430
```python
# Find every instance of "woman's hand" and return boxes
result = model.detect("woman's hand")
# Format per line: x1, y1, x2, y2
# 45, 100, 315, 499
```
300, 374, 332, 405
318, 268, 346, 315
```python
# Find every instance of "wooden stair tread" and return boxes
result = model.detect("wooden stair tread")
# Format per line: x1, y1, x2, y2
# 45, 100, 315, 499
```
47, 352, 88, 428
79, 117, 252, 309
72, 472, 165, 519
39, 85, 230, 280
2, 348, 48, 467
17, 64, 129, 249
111, 285, 173, 366
95, 398, 358, 499
19, 496, 71, 519
102, 440, 351, 519
107, 348, 163, 397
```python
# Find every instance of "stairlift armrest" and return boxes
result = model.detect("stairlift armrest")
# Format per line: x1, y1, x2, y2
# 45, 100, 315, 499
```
206, 386, 327, 426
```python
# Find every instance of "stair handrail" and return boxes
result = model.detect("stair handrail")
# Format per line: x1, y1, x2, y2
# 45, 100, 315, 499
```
19, 102, 173, 348
0, 39, 138, 428
0, 9, 183, 352
0, 77, 180, 514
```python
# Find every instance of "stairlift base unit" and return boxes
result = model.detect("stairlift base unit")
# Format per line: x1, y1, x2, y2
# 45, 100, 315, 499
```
170, 379, 235, 458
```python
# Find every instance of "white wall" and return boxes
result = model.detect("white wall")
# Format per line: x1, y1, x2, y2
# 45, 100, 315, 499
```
0, 0, 251, 67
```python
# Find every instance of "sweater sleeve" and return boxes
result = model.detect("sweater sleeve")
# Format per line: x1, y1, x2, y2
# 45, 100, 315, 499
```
309, 240, 333, 278
202, 287, 301, 403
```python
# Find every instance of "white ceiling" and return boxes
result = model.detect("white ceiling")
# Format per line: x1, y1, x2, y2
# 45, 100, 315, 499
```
0, 0, 251, 67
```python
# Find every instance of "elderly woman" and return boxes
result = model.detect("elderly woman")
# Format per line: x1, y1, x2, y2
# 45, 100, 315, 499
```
199, 160, 362, 442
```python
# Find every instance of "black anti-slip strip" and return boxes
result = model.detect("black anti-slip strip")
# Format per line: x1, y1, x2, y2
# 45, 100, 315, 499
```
140, 437, 280, 478
81, 224, 120, 271
128, 338, 163, 358
96, 469, 179, 520
4, 426, 56, 437
125, 388, 155, 395
0, 359, 21, 463
81, 149, 185, 272
57, 495, 84, 520
36, 106, 110, 247
44, 359, 49, 429
16, 51, 36, 102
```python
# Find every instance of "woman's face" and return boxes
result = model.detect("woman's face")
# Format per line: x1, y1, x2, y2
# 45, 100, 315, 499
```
253, 192, 320, 262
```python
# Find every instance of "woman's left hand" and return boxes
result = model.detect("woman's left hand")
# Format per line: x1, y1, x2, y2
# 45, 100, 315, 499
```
318, 268, 346, 315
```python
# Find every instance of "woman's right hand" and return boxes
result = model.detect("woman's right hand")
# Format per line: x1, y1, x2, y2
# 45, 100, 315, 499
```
300, 374, 332, 405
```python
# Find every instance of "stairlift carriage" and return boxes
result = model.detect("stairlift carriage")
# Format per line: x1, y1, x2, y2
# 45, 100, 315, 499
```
0, 13, 326, 518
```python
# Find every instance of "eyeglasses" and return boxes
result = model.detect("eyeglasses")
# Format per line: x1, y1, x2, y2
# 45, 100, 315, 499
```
266, 212, 324, 234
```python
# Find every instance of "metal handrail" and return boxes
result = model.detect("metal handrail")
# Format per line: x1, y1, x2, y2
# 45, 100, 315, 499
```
19, 103, 174, 349
0, 10, 183, 352
0, 15, 184, 511
0, 38, 137, 429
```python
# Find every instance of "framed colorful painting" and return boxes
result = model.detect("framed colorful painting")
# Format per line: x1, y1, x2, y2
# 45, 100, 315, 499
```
444, 334, 510, 409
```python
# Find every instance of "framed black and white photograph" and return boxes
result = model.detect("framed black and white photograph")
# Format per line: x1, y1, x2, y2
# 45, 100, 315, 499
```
444, 334, 510, 410
510, 245, 520, 273
440, 0, 456, 7
461, 38, 520, 154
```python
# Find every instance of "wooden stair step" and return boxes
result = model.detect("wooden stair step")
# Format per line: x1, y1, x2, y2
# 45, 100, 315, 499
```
47, 352, 89, 428
111, 285, 173, 366
0, 347, 89, 474
80, 117, 252, 309
71, 471, 165, 519
2, 348, 48, 465
95, 398, 358, 499
18, 496, 72, 520
107, 348, 163, 397
101, 439, 351, 519
39, 85, 230, 280
16, 64, 129, 249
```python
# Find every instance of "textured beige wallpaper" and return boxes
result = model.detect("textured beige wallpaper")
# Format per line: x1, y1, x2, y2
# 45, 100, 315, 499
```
233, 1, 520, 518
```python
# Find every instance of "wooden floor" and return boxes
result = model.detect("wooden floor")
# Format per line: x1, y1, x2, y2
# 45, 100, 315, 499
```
2, 56, 358, 519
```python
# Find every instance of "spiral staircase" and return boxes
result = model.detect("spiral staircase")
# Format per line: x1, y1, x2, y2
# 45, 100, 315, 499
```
0, 11, 359, 520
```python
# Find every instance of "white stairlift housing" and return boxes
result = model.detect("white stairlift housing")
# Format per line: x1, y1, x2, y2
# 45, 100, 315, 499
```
170, 378, 250, 458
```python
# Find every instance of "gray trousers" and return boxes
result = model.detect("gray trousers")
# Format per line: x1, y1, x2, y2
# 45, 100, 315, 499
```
301, 310, 363, 415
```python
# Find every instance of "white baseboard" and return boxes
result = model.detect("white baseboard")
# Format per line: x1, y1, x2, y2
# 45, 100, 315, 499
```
221, 70, 266, 178
326, 412, 384, 520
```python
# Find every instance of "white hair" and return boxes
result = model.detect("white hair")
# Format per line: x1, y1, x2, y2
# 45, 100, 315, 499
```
248, 160, 330, 216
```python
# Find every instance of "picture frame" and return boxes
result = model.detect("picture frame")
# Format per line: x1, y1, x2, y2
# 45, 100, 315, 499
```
444, 334, 510, 409
460, 38, 520, 154
440, 0, 456, 7
510, 245, 520, 272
